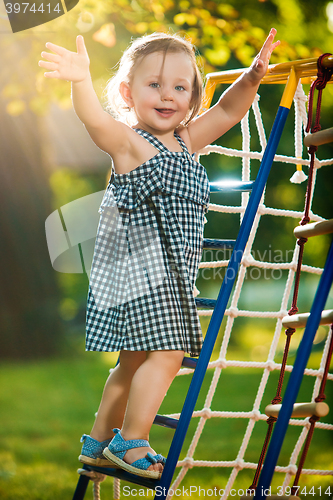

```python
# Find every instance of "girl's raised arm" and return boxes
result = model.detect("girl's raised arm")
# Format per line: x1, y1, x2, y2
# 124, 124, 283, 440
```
39, 36, 128, 157
186, 28, 280, 152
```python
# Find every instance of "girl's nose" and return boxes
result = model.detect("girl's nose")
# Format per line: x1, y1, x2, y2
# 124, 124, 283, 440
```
160, 87, 173, 101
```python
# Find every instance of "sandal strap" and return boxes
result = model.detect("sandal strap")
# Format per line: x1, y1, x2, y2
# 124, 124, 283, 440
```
109, 428, 150, 454
154, 454, 166, 464
131, 452, 157, 470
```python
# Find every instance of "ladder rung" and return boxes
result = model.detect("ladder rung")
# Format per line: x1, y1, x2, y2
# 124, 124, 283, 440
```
294, 219, 333, 238
154, 414, 179, 429
195, 297, 217, 309
203, 238, 235, 250
182, 357, 198, 368
282, 309, 333, 328
265, 402, 329, 419
304, 127, 333, 147
209, 180, 254, 193
79, 463, 159, 489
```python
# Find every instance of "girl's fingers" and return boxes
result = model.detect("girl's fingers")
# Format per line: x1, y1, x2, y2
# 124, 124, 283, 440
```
76, 35, 88, 56
265, 28, 277, 44
258, 32, 280, 64
41, 51, 60, 63
38, 60, 57, 70
261, 29, 278, 52
43, 71, 61, 79
45, 41, 67, 55
271, 40, 281, 52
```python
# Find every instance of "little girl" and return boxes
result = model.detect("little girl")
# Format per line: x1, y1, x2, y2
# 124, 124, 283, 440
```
39, 29, 279, 479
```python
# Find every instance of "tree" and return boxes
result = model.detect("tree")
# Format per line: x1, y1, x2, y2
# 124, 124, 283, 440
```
0, 0, 332, 358
0, 40, 64, 359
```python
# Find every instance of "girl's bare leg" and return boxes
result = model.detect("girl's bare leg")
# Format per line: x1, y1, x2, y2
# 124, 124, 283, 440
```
120, 350, 184, 472
90, 350, 147, 442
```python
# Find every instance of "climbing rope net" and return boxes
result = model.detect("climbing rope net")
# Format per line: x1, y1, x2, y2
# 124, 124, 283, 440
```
162, 60, 333, 499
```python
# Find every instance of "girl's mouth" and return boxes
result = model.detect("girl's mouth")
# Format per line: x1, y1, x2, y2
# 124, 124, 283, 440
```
155, 108, 176, 117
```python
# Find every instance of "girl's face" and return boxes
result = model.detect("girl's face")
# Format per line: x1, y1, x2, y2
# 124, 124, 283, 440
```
122, 51, 195, 134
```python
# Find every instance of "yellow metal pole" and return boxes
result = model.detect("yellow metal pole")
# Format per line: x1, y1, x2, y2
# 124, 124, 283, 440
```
280, 65, 299, 109
201, 54, 333, 112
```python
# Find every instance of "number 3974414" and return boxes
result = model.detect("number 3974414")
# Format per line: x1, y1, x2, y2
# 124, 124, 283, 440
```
5, 3, 61, 14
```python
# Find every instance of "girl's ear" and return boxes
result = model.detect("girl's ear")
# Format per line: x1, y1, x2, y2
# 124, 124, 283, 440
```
120, 81, 134, 108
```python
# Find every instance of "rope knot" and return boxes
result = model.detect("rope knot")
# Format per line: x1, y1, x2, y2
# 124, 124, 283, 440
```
183, 457, 194, 468
287, 464, 298, 476
309, 415, 320, 425
306, 53, 332, 133
228, 307, 238, 318
235, 458, 245, 470
252, 410, 261, 421
314, 79, 330, 91
287, 305, 298, 315
313, 52, 333, 89
77, 468, 106, 483
202, 408, 212, 419
285, 327, 296, 337
267, 416, 277, 426
307, 144, 318, 155
218, 358, 228, 369
266, 360, 276, 371
315, 393, 326, 403
297, 236, 308, 246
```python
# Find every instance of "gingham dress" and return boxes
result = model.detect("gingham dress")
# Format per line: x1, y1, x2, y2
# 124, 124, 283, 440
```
85, 128, 210, 356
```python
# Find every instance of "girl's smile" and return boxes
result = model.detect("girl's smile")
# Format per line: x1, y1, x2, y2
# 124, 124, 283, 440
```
155, 108, 176, 117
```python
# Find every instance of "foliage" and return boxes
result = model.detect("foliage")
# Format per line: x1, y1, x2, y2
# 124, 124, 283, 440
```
1, 0, 333, 114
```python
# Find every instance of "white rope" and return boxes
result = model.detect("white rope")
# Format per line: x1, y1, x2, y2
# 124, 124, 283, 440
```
77, 469, 121, 500
199, 257, 324, 274
175, 459, 333, 477
165, 82, 333, 497
240, 107, 251, 223
290, 83, 309, 183
199, 144, 332, 170
311, 325, 333, 402
208, 202, 326, 222
77, 469, 105, 500
113, 478, 121, 500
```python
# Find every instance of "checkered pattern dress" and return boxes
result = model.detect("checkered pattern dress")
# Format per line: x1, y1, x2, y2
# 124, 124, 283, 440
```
85, 129, 210, 356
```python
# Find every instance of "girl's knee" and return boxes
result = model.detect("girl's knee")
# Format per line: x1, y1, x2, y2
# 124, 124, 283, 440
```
118, 350, 147, 374
147, 350, 184, 374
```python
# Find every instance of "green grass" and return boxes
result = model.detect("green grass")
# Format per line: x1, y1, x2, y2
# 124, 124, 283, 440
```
0, 352, 332, 499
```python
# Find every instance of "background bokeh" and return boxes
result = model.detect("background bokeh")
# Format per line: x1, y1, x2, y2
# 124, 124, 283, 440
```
0, 1, 332, 498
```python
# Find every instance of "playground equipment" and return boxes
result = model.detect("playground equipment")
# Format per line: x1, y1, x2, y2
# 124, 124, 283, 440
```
73, 54, 333, 500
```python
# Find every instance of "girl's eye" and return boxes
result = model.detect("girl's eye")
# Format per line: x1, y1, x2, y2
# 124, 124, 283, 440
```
175, 85, 185, 91
149, 82, 160, 88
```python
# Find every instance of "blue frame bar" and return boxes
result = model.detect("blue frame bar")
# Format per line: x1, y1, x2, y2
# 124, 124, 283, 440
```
255, 238, 333, 499
155, 105, 291, 500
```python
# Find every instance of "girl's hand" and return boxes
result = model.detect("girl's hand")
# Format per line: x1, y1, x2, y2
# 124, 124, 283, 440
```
38, 35, 90, 82
248, 28, 280, 82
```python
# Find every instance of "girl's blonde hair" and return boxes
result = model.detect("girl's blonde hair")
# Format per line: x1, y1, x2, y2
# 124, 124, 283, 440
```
105, 32, 203, 126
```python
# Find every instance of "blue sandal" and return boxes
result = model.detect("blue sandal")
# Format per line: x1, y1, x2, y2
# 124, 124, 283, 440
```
79, 434, 114, 467
102, 428, 166, 479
